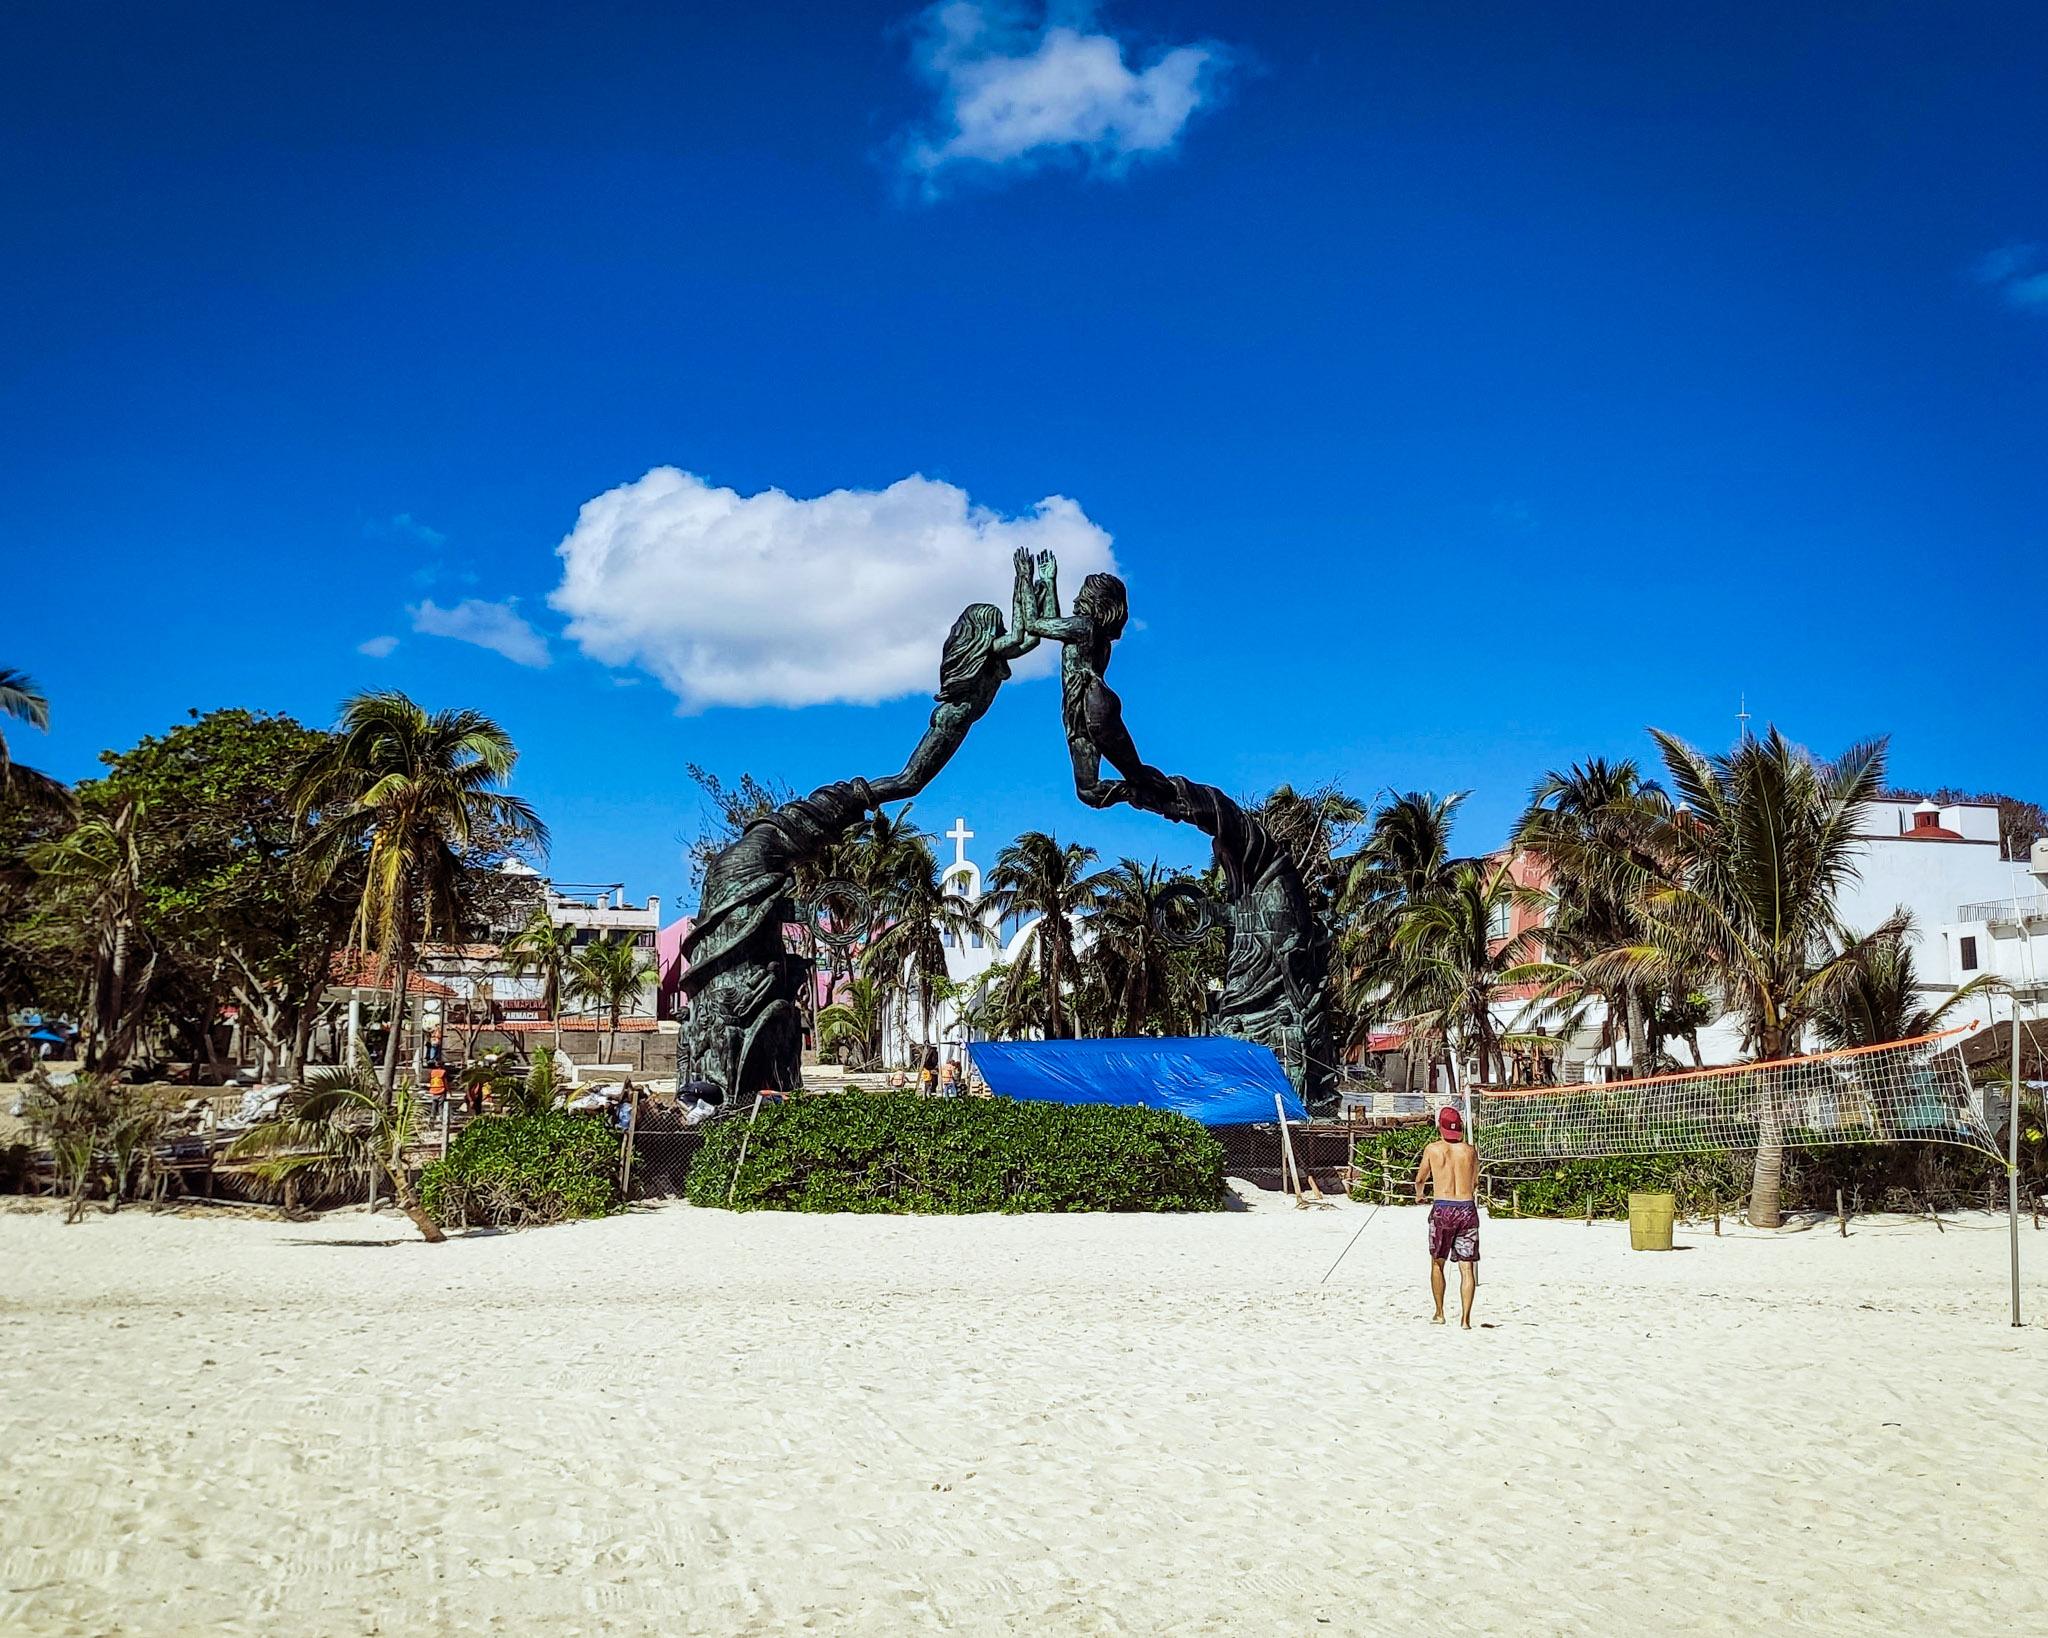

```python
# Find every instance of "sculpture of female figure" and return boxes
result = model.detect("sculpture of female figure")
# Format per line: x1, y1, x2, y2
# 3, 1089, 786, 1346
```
869, 547, 1050, 803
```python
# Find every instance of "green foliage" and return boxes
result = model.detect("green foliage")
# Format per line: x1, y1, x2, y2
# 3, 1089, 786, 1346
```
20, 1069, 167, 1221
418, 1110, 620, 1227
499, 1046, 562, 1118
686, 1094, 1225, 1214
1341, 1117, 2025, 1219
1348, 1120, 1747, 1219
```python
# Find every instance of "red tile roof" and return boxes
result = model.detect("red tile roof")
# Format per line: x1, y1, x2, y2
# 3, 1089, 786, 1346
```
328, 951, 460, 999
493, 1017, 660, 1033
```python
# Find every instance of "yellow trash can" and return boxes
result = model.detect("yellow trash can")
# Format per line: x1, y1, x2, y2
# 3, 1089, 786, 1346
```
1628, 1191, 1676, 1251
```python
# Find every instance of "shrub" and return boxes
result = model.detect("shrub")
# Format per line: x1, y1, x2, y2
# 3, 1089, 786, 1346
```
418, 1111, 620, 1228
1342, 1118, 2014, 1218
685, 1094, 1226, 1213
1346, 1121, 1747, 1219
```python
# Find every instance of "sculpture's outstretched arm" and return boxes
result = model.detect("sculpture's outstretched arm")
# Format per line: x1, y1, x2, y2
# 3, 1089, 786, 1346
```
991, 546, 1040, 662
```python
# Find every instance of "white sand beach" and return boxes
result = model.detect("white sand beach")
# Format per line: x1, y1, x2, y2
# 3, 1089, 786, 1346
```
2, 1196, 2043, 1637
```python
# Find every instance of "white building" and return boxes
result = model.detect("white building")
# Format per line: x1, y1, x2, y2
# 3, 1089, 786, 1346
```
880, 818, 1042, 1064
1936, 837, 2048, 991
1839, 799, 2028, 990
419, 865, 662, 1029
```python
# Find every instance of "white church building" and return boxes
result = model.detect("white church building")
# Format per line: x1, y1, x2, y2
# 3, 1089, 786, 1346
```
880, 817, 1044, 1064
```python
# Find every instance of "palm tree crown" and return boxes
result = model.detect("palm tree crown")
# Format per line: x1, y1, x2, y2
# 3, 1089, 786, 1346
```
0, 665, 71, 814
1624, 726, 1889, 1226
566, 934, 655, 1062
982, 832, 1106, 1040
290, 691, 547, 1087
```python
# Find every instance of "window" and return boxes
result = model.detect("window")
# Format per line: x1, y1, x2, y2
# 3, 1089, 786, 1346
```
1486, 900, 1511, 942
635, 931, 655, 949
1960, 936, 1978, 972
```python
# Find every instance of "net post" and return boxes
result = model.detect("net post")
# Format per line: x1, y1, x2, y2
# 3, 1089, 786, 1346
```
727, 1092, 765, 1208
2011, 997, 2024, 1328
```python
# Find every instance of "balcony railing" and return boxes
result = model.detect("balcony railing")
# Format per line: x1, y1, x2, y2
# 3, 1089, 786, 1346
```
1957, 893, 2048, 925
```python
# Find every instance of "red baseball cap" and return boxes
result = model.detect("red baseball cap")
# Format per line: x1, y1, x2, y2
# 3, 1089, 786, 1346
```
1437, 1105, 1465, 1138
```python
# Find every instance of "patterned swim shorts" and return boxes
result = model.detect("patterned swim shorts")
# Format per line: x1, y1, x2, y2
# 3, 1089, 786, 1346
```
1428, 1199, 1480, 1263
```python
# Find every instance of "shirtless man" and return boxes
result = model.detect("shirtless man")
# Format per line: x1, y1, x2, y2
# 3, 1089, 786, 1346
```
1414, 1105, 1480, 1327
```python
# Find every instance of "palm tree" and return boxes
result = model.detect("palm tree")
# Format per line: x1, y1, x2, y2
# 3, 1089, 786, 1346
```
1814, 911, 1994, 1049
982, 832, 1106, 1039
817, 974, 886, 1067
228, 1050, 446, 1242
1079, 860, 1210, 1036
502, 1044, 564, 1116
860, 833, 980, 1054
1332, 790, 1468, 1052
566, 935, 654, 1063
0, 666, 70, 814
503, 904, 576, 1050
1389, 860, 1555, 1090
1622, 727, 1889, 1227
1253, 783, 1368, 899
954, 960, 1041, 1042
30, 799, 157, 1072
290, 692, 547, 1092
1514, 758, 1675, 1070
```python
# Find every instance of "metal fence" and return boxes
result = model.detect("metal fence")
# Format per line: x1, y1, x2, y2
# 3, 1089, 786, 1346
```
624, 1121, 709, 1199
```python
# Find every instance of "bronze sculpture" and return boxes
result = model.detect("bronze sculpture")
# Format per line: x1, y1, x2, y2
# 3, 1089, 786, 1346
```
1025, 562, 1331, 1099
680, 547, 1331, 1102
679, 550, 1050, 1096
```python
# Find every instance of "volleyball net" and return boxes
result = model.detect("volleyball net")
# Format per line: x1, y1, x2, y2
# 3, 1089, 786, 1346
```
1470, 1024, 2001, 1166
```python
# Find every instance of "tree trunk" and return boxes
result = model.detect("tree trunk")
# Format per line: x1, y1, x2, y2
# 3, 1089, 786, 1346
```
1625, 988, 1650, 1075
380, 944, 410, 1095
387, 1167, 446, 1243
287, 1006, 314, 1084
1748, 1028, 1786, 1228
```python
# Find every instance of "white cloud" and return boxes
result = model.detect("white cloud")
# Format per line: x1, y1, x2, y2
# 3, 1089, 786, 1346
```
409, 599, 551, 668
2004, 272, 2048, 311
357, 634, 400, 658
1972, 243, 2048, 313
366, 512, 447, 548
901, 2, 1229, 187
550, 467, 1119, 712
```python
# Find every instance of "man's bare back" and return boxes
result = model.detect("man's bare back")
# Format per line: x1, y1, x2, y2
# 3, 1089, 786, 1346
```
1416, 1138, 1478, 1201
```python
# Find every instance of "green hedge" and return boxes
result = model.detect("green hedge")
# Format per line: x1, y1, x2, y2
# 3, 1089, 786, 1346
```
418, 1112, 621, 1228
685, 1094, 1226, 1213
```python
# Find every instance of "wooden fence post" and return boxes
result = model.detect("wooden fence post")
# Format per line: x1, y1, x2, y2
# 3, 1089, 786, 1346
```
618, 1088, 640, 1199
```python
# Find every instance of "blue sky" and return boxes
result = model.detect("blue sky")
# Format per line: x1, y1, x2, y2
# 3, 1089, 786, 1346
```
4, 0, 2044, 917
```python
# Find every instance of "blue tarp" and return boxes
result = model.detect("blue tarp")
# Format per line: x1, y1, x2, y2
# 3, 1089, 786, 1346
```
967, 1037, 1306, 1126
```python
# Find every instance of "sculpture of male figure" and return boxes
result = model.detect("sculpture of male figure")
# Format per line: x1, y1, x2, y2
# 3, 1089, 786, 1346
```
1023, 563, 1161, 810
1026, 553, 1333, 1100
